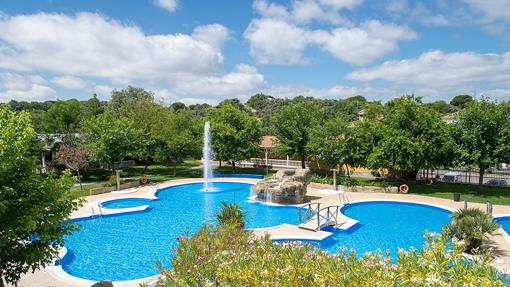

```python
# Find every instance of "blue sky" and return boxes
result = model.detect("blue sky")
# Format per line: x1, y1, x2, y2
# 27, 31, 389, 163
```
0, 0, 509, 104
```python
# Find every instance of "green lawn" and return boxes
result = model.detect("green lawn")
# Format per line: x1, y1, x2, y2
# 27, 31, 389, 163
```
407, 181, 510, 205
214, 166, 276, 176
309, 172, 510, 205
72, 161, 201, 197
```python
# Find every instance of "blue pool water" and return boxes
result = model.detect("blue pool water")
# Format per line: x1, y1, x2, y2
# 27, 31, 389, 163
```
101, 198, 153, 209
62, 182, 299, 281
289, 201, 451, 257
213, 173, 264, 179
495, 217, 510, 236
63, 183, 453, 282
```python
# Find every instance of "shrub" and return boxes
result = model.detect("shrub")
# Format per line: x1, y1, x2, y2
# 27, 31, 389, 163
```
445, 208, 500, 253
215, 201, 246, 228
156, 225, 506, 286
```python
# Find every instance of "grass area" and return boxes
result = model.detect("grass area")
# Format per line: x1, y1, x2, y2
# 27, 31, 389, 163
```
72, 161, 202, 197
407, 181, 510, 205
214, 166, 276, 177
310, 172, 510, 205
80, 161, 200, 182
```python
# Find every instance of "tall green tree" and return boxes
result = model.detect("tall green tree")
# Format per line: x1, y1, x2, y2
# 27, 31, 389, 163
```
450, 95, 473, 109
81, 113, 144, 174
367, 96, 455, 179
0, 106, 80, 286
107, 86, 162, 171
271, 101, 323, 168
454, 100, 510, 189
153, 109, 201, 174
43, 99, 81, 135
208, 104, 262, 172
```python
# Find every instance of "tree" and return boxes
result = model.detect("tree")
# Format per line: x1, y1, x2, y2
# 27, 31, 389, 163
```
367, 96, 455, 179
246, 93, 275, 112
81, 113, 144, 174
308, 117, 349, 170
0, 106, 80, 286
450, 95, 473, 109
170, 102, 187, 112
153, 110, 201, 174
107, 86, 162, 172
81, 94, 105, 119
454, 99, 510, 190
56, 145, 89, 190
271, 101, 323, 168
217, 98, 245, 110
208, 104, 262, 172
425, 100, 455, 114
43, 99, 81, 135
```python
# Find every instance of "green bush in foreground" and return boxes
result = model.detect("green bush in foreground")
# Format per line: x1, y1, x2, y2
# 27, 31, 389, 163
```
215, 201, 246, 228
445, 208, 500, 253
155, 225, 506, 287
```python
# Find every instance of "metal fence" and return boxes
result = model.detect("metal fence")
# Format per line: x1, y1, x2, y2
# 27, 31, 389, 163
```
239, 158, 309, 169
417, 168, 510, 186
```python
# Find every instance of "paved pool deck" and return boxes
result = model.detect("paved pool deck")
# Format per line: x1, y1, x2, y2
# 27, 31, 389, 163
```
13, 178, 510, 287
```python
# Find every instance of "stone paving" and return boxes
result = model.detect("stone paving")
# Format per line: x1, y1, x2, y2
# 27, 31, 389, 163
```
13, 178, 510, 287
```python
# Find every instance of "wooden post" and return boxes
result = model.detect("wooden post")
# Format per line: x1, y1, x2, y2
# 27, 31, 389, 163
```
333, 169, 337, 190
116, 170, 121, 191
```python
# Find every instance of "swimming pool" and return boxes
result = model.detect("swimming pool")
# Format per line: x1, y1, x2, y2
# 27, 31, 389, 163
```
280, 201, 452, 258
61, 183, 453, 282
62, 182, 299, 281
495, 217, 510, 237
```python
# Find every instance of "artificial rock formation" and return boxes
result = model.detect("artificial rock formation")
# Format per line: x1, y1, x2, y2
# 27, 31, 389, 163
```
253, 169, 311, 204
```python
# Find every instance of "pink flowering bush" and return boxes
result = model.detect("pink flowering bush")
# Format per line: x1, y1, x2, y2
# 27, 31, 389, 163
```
153, 225, 507, 287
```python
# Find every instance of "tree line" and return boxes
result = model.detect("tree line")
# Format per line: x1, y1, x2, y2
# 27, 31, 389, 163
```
3, 87, 510, 189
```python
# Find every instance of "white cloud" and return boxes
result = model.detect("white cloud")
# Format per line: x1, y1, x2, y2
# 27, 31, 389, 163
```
244, 18, 311, 64
244, 18, 416, 65
153, 0, 178, 12
347, 50, 510, 100
348, 50, 510, 87
317, 0, 363, 10
461, 0, 510, 23
93, 84, 115, 97
319, 20, 417, 65
252, 0, 351, 25
0, 72, 56, 102
192, 24, 230, 50
51, 75, 87, 89
171, 64, 265, 100
0, 12, 227, 80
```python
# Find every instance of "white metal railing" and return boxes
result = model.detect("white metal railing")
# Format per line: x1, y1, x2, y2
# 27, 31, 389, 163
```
240, 158, 310, 168
298, 203, 320, 224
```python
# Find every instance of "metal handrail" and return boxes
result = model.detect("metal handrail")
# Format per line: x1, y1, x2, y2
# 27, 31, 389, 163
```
316, 205, 340, 229
298, 203, 320, 224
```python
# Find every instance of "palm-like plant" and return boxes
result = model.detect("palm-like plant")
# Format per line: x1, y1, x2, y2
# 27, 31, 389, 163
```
445, 208, 500, 253
215, 201, 247, 228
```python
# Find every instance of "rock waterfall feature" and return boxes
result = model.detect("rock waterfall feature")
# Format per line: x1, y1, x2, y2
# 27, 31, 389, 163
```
253, 169, 311, 204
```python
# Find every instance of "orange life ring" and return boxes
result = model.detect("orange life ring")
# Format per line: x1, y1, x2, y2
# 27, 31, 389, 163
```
140, 175, 148, 185
399, 184, 409, 193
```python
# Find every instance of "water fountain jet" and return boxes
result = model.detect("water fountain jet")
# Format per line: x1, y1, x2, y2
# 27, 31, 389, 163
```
203, 121, 214, 191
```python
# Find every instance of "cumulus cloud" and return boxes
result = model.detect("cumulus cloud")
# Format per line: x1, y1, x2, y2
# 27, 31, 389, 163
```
0, 72, 56, 102
347, 50, 510, 87
461, 0, 510, 23
245, 17, 416, 65
0, 12, 227, 80
153, 0, 178, 12
51, 75, 87, 89
252, 0, 351, 25
317, 0, 363, 10
346, 50, 510, 101
171, 64, 265, 100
